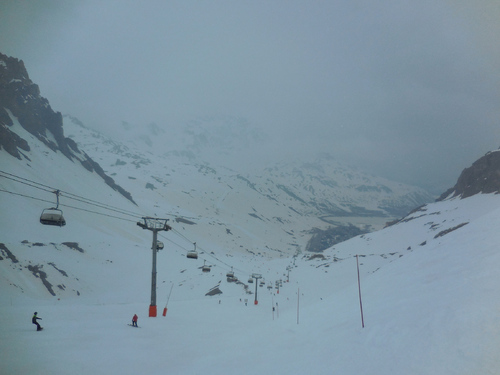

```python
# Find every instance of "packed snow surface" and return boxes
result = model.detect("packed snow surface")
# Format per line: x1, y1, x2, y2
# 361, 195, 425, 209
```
1, 114, 500, 374
2, 186, 500, 374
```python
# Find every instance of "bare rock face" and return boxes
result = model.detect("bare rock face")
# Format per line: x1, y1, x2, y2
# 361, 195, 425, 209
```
0, 52, 136, 204
438, 150, 500, 200
0, 52, 72, 158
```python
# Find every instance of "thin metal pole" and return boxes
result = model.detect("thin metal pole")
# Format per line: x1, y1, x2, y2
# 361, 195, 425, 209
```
272, 296, 274, 320
254, 276, 258, 305
163, 282, 174, 316
297, 287, 300, 325
166, 283, 174, 307
356, 255, 365, 328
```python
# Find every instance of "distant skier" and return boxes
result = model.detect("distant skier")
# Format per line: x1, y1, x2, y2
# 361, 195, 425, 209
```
132, 314, 138, 327
32, 312, 42, 331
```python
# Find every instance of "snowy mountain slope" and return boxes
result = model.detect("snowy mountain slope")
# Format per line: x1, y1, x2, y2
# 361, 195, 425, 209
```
62, 115, 433, 257
2, 177, 500, 374
0, 114, 151, 303
302, 193, 500, 374
3, 52, 499, 374
2, 111, 499, 374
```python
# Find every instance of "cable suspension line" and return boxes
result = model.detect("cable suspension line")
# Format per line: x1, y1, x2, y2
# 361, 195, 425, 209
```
0, 170, 142, 219
1, 171, 258, 276
0, 188, 54, 204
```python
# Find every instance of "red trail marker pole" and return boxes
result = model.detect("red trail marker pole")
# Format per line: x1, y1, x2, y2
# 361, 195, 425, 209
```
163, 283, 174, 316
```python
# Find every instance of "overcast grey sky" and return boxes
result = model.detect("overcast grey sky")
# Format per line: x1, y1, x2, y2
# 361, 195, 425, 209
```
1, 0, 499, 193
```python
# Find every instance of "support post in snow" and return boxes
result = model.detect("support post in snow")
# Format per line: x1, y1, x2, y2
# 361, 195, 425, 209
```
137, 217, 171, 317
272, 295, 274, 320
163, 283, 174, 316
297, 287, 300, 325
356, 254, 365, 328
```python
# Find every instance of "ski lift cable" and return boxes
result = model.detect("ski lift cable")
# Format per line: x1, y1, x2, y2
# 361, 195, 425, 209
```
187, 242, 251, 276
0, 170, 144, 219
1, 187, 259, 278
1, 176, 213, 251
47, 188, 143, 219
1, 171, 219, 231
60, 193, 143, 219
0, 172, 54, 194
1, 172, 257, 276
59, 191, 142, 218
168, 228, 226, 263
0, 188, 137, 223
0, 170, 56, 191
160, 229, 253, 275
1, 170, 201, 223
170, 226, 256, 275
156, 232, 190, 252
169, 228, 199, 247
56, 202, 138, 223
0, 188, 56, 205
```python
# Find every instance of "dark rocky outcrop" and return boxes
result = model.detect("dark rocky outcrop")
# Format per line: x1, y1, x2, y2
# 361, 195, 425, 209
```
205, 287, 223, 296
437, 150, 500, 201
0, 243, 19, 263
0, 53, 73, 158
306, 224, 367, 253
0, 52, 136, 204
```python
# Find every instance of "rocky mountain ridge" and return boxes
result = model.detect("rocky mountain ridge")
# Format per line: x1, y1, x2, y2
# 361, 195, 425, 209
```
438, 149, 500, 200
63, 114, 434, 253
2, 51, 434, 255
0, 52, 135, 204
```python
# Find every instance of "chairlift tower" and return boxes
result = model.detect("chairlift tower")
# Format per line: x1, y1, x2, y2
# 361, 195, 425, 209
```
137, 217, 171, 317
251, 273, 262, 305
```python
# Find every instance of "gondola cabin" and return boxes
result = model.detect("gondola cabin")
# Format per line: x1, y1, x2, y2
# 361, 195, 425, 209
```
40, 208, 66, 227
156, 241, 164, 250
202, 265, 211, 273
187, 251, 198, 259
187, 243, 198, 259
248, 277, 253, 283
226, 267, 234, 278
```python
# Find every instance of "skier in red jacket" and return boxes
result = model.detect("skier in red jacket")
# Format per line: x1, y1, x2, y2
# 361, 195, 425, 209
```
132, 314, 138, 327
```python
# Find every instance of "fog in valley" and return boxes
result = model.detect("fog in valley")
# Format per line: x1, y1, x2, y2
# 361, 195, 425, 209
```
1, 0, 499, 193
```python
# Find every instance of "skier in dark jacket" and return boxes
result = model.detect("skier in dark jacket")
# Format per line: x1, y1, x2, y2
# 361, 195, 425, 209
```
32, 312, 42, 331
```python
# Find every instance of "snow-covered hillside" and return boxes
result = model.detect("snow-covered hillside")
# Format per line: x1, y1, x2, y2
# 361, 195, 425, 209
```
2, 53, 499, 374
1, 113, 500, 374
61, 115, 433, 257
2, 158, 500, 374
